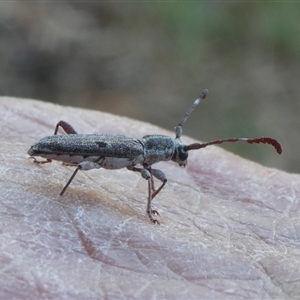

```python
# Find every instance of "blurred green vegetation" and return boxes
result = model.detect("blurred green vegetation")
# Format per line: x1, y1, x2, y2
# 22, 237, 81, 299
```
146, 3, 300, 59
0, 2, 299, 172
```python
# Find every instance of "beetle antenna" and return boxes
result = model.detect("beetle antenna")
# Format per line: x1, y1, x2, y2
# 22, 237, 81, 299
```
184, 137, 282, 154
175, 89, 208, 139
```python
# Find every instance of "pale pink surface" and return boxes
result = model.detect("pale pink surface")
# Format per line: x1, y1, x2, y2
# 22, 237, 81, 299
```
0, 97, 299, 299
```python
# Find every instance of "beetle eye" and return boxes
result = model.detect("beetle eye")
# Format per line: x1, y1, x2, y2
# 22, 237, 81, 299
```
178, 145, 188, 162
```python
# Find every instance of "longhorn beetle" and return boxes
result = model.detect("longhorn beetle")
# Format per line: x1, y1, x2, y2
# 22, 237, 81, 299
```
28, 89, 282, 224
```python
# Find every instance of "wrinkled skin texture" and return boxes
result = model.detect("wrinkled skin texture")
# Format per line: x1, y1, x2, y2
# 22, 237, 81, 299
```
1, 97, 300, 299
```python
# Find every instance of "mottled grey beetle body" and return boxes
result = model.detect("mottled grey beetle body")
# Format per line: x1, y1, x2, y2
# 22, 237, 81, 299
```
28, 134, 145, 169
28, 89, 282, 224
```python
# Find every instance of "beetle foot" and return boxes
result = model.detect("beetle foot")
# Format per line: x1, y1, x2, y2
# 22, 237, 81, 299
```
148, 210, 160, 225
152, 219, 160, 225
151, 209, 160, 216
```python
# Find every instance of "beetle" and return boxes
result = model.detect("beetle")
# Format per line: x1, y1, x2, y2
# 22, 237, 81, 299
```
28, 89, 282, 224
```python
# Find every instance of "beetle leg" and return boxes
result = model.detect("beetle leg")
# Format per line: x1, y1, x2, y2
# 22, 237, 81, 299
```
128, 166, 160, 224
145, 172, 160, 225
60, 160, 103, 196
150, 174, 156, 192
54, 120, 78, 135
60, 166, 81, 196
149, 168, 167, 200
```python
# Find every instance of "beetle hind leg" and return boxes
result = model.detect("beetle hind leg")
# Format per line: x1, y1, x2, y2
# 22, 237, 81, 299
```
54, 120, 78, 135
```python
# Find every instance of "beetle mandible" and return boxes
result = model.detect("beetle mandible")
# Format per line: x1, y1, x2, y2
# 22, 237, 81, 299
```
28, 89, 282, 224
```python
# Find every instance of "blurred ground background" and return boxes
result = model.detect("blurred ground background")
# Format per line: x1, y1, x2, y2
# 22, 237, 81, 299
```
0, 2, 299, 173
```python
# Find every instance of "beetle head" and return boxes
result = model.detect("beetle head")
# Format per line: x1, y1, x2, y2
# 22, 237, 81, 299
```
171, 140, 189, 167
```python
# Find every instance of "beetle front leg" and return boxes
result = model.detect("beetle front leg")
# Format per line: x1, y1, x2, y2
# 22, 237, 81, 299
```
54, 120, 78, 135
149, 168, 167, 200
137, 168, 160, 225
145, 172, 160, 225
128, 166, 166, 224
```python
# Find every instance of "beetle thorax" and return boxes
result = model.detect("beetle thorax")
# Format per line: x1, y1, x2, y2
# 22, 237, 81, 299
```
139, 135, 176, 165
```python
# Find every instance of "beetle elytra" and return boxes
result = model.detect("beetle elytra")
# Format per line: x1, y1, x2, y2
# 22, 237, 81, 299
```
28, 89, 282, 224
